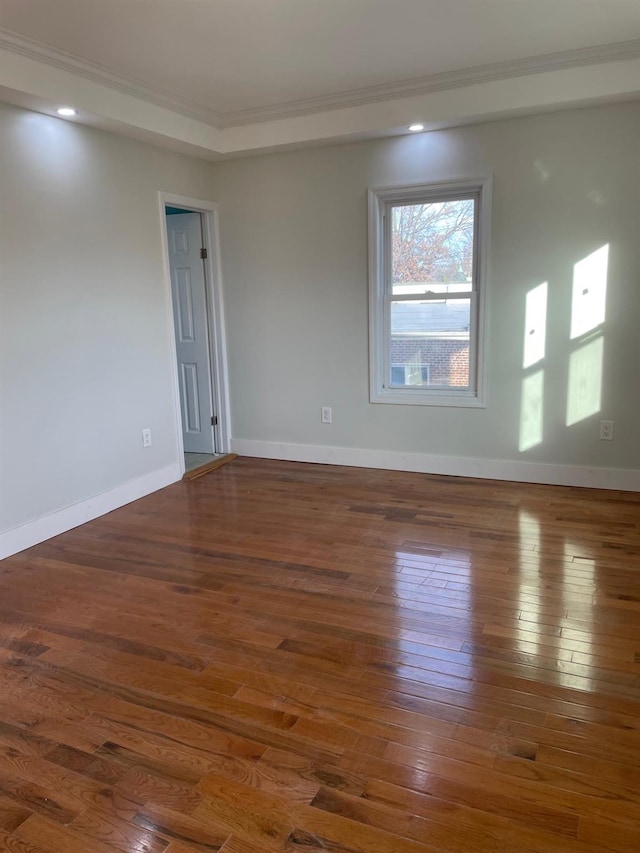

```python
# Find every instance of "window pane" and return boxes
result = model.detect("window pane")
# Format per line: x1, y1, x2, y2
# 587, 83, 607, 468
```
391, 198, 475, 293
390, 299, 471, 388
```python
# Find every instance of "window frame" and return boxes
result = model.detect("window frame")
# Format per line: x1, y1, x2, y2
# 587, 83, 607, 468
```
368, 177, 492, 407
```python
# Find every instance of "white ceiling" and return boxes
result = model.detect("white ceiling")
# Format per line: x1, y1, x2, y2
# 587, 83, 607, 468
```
0, 0, 639, 156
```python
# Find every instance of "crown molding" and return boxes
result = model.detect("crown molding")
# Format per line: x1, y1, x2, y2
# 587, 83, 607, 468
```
1, 25, 639, 137
220, 37, 640, 127
0, 27, 222, 125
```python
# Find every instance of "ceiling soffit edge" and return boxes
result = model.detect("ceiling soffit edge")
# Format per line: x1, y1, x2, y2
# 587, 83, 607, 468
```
220, 37, 640, 126
0, 27, 639, 131
0, 27, 222, 125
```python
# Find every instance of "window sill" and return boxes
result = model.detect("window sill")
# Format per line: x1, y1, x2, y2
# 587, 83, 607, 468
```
371, 388, 486, 408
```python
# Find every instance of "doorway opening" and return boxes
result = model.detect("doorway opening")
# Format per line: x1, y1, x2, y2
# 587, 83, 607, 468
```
160, 194, 231, 478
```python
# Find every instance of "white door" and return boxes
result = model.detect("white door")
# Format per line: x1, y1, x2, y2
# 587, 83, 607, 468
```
167, 211, 215, 454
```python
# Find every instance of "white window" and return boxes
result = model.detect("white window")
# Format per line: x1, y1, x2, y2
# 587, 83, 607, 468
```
368, 177, 491, 407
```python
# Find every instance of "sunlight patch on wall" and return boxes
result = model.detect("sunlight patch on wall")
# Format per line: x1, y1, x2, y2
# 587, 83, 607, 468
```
519, 369, 544, 451
523, 282, 548, 369
566, 337, 603, 426
570, 245, 609, 340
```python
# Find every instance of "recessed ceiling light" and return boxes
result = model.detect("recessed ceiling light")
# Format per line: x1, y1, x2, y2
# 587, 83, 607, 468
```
408, 123, 425, 132
57, 107, 77, 117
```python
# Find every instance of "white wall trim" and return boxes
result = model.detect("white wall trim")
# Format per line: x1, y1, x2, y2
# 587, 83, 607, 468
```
230, 438, 640, 492
2, 25, 637, 131
222, 38, 640, 127
0, 463, 182, 561
221, 58, 640, 156
3, 441, 636, 561
0, 26, 222, 125
1, 27, 640, 159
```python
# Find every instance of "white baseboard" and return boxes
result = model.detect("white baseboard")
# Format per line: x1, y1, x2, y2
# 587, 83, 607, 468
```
0, 463, 182, 560
4, 443, 637, 562
231, 438, 640, 492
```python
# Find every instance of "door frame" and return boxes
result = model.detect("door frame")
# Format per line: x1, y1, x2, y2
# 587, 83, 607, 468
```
158, 192, 231, 473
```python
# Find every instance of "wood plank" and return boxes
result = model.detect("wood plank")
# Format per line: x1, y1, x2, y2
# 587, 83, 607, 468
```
0, 457, 639, 851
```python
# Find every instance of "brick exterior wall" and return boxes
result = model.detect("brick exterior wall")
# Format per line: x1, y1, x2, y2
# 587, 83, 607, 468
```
391, 337, 469, 386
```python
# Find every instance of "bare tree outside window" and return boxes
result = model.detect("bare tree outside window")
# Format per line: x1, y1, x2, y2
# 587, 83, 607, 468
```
392, 199, 475, 285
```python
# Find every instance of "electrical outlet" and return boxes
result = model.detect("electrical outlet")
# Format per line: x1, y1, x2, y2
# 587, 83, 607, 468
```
321, 407, 332, 424
142, 428, 152, 447
600, 420, 614, 441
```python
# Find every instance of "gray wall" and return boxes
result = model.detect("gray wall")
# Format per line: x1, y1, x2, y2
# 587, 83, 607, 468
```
2, 99, 639, 543
0, 103, 212, 534
211, 102, 640, 470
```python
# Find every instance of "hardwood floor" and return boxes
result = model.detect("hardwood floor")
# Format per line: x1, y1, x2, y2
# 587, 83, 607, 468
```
1, 457, 640, 852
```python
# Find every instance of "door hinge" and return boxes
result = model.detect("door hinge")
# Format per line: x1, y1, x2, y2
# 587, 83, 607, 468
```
211, 415, 218, 426
200, 247, 208, 260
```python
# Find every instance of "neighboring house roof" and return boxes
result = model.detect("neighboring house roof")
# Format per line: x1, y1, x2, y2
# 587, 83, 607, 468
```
391, 300, 470, 338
